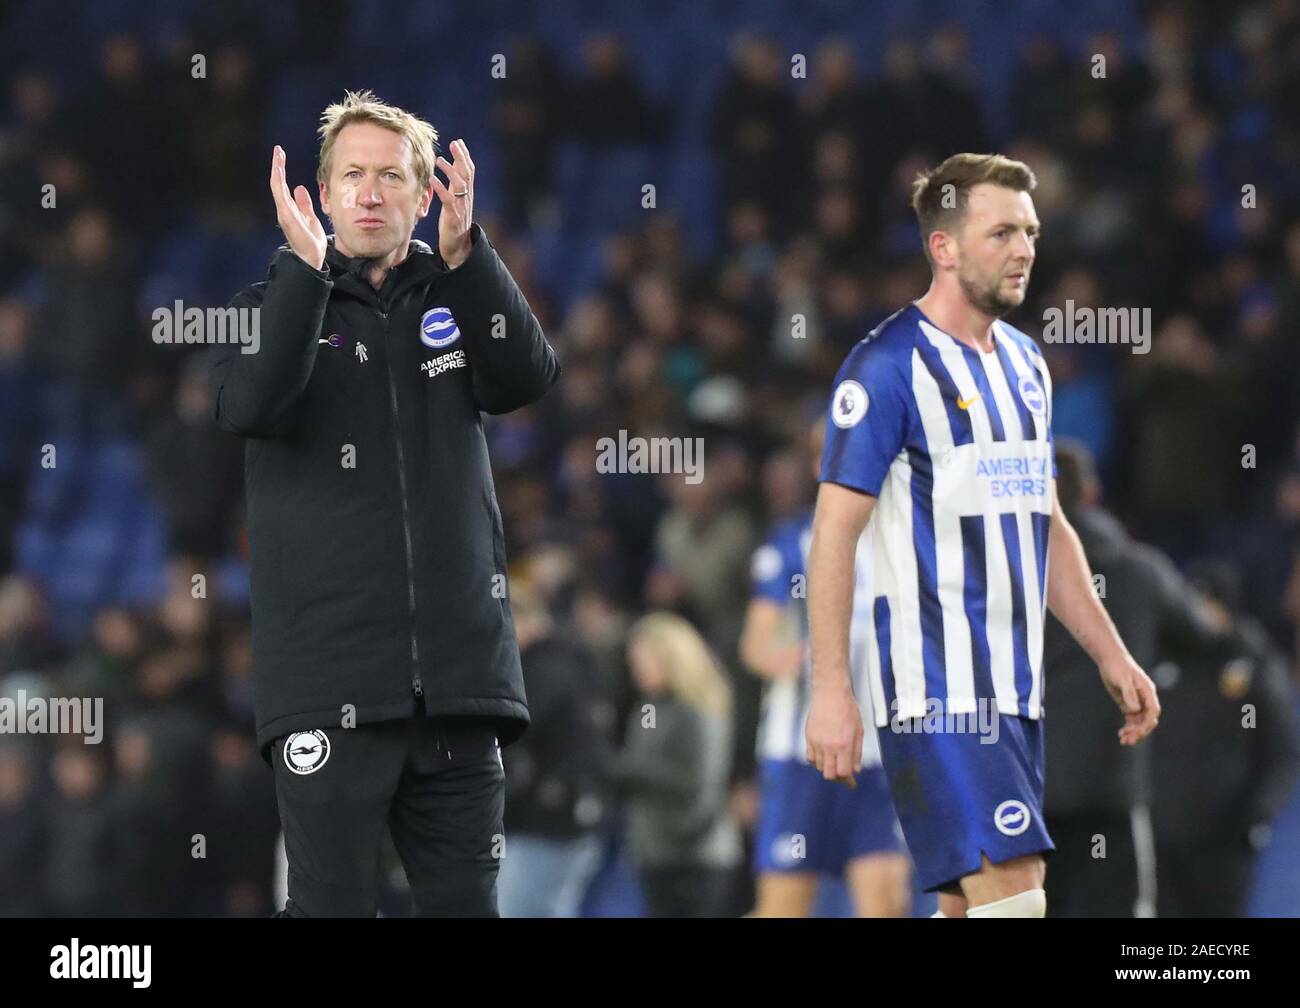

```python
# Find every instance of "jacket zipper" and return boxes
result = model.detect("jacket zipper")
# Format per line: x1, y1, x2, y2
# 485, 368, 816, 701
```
378, 308, 423, 699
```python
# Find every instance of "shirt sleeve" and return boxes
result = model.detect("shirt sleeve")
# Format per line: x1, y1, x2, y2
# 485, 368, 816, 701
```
750, 532, 794, 605
435, 223, 561, 415
209, 251, 333, 439
1024, 338, 1057, 476
819, 343, 911, 496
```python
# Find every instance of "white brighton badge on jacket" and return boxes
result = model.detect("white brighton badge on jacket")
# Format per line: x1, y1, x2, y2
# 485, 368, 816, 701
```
420, 307, 461, 348
283, 730, 331, 774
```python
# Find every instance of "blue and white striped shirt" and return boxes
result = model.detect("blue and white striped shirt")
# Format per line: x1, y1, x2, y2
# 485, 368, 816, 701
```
819, 303, 1054, 727
750, 509, 882, 765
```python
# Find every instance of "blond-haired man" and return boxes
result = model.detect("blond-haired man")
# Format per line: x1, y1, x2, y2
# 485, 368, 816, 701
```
209, 90, 560, 917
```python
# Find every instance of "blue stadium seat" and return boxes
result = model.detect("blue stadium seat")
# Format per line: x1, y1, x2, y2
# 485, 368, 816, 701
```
16, 430, 168, 639
141, 225, 210, 313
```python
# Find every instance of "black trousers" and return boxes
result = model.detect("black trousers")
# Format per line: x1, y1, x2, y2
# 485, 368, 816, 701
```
271, 708, 504, 917
1044, 812, 1140, 917
640, 866, 735, 918
1156, 842, 1253, 918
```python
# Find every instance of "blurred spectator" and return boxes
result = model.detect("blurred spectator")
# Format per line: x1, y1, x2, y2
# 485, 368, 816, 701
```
1010, 36, 1073, 144
45, 743, 117, 916
75, 34, 183, 237
1044, 439, 1226, 918
144, 354, 244, 561
649, 464, 757, 660
29, 206, 141, 437
1121, 314, 1245, 562
184, 45, 265, 230
566, 33, 664, 146
1238, 465, 1300, 656
204, 717, 279, 916
492, 37, 565, 228
498, 582, 612, 917
710, 35, 800, 235
0, 742, 44, 916
648, 444, 761, 784
108, 716, 187, 915
1150, 560, 1300, 917
1073, 32, 1154, 169
611, 612, 742, 917
912, 26, 988, 157
0, 298, 41, 572
0, 575, 63, 673
60, 605, 148, 712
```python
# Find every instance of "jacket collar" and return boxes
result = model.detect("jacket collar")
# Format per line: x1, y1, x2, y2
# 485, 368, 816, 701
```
321, 235, 440, 305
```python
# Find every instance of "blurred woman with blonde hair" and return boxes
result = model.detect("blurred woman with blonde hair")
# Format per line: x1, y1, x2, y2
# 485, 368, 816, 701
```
611, 611, 743, 916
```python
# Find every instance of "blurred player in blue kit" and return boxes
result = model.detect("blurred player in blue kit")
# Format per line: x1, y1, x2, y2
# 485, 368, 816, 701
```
741, 420, 911, 917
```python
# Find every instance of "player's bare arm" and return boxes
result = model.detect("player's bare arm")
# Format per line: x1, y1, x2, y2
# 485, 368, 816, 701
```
1045, 484, 1161, 745
740, 599, 806, 681
806, 481, 874, 784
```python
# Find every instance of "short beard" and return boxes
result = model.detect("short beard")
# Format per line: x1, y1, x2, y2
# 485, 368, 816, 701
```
958, 271, 1019, 318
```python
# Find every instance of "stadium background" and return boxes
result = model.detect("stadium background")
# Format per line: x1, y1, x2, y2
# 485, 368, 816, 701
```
1, 0, 1299, 916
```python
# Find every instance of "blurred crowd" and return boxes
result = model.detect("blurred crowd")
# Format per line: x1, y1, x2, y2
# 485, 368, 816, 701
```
2, 0, 1300, 915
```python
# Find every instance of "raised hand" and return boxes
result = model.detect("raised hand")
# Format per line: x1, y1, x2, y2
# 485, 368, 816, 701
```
270, 145, 327, 271
431, 138, 475, 268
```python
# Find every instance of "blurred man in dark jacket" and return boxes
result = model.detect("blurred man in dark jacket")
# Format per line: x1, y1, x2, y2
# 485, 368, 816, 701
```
1043, 439, 1222, 917
46, 743, 118, 916
497, 582, 612, 916
1150, 560, 1300, 917
145, 355, 244, 561
0, 742, 45, 916
205, 717, 280, 916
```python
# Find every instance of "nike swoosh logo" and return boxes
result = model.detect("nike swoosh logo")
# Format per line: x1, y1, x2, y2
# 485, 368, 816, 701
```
957, 394, 981, 410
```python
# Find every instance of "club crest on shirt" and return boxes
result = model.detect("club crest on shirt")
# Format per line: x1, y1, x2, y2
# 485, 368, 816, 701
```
770, 833, 804, 868
751, 544, 783, 583
420, 306, 462, 348
1017, 373, 1046, 417
832, 379, 868, 428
